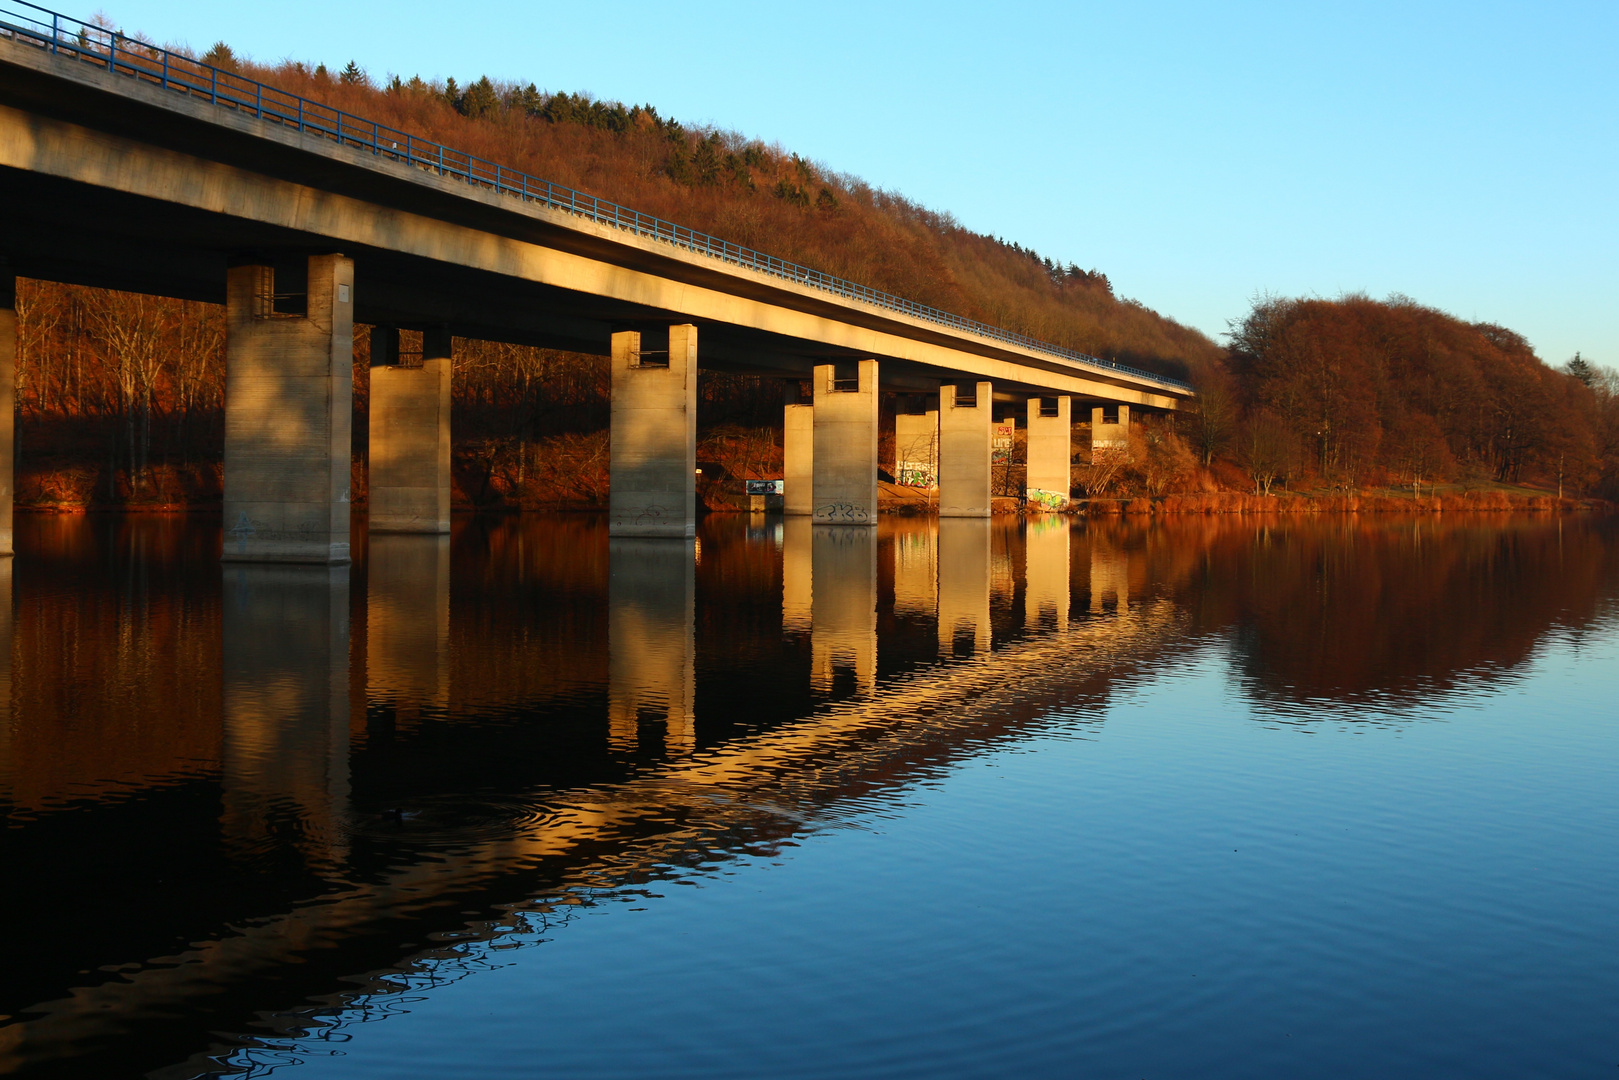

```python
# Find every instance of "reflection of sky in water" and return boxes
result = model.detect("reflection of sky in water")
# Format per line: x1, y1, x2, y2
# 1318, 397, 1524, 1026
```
220, 600, 1619, 1080
3, 515, 1616, 1079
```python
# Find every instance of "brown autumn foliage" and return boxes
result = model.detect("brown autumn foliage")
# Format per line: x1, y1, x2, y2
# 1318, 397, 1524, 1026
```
1206, 294, 1619, 501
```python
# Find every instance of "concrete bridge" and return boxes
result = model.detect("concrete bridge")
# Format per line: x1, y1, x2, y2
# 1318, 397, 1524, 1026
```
0, 7, 1193, 559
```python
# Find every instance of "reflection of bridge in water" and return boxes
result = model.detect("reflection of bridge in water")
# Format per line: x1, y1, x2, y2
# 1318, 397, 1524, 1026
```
8, 513, 1603, 1076
0, 516, 1173, 1076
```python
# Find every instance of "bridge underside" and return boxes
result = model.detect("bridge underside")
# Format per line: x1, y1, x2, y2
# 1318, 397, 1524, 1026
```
0, 39, 1191, 559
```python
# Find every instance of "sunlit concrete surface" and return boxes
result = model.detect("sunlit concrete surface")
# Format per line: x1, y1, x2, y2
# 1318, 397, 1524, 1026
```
366, 534, 451, 716
221, 256, 354, 564
369, 330, 452, 534
608, 326, 698, 538
937, 517, 992, 655
221, 564, 352, 872
1026, 396, 1073, 508
939, 382, 993, 518
608, 538, 696, 755
783, 398, 814, 516
1091, 404, 1132, 452
811, 526, 877, 695
811, 360, 879, 524
895, 408, 939, 490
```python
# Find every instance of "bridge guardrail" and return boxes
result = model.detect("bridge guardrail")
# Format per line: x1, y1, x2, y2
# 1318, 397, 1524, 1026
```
0, 0, 1194, 394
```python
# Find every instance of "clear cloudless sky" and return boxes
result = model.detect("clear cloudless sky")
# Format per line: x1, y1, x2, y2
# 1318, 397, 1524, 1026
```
97, 0, 1616, 365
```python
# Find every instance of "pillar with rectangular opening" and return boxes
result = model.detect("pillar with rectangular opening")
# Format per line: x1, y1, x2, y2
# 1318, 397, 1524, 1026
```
369, 326, 451, 533
1091, 403, 1131, 453
1026, 395, 1072, 510
895, 404, 939, 491
223, 254, 354, 564
0, 268, 14, 558
610, 325, 697, 538
784, 382, 814, 516
811, 359, 878, 525
939, 381, 992, 517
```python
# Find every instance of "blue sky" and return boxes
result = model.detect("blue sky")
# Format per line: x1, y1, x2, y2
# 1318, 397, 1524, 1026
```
103, 0, 1615, 366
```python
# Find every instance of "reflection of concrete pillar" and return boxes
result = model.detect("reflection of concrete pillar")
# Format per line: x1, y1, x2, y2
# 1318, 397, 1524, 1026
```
784, 393, 814, 516
812, 360, 879, 525
939, 382, 992, 517
222, 255, 355, 563
937, 517, 991, 655
894, 409, 939, 489
369, 327, 452, 533
811, 526, 877, 694
1025, 516, 1071, 631
222, 565, 351, 869
1089, 541, 1130, 613
782, 515, 813, 634
891, 518, 937, 618
1025, 397, 1072, 509
366, 534, 451, 714
609, 326, 697, 538
0, 269, 14, 557
608, 538, 696, 755
1091, 404, 1131, 453
0, 559, 11, 776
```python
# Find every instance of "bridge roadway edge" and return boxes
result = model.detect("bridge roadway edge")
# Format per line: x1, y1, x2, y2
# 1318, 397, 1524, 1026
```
0, 39, 1189, 407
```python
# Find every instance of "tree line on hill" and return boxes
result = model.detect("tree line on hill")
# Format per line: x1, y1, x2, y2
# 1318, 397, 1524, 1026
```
5, 37, 1614, 506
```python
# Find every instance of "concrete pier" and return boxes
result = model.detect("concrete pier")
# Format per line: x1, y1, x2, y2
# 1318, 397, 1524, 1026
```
221, 564, 352, 869
607, 538, 696, 755
937, 517, 991, 655
369, 327, 452, 533
1025, 396, 1072, 510
784, 391, 814, 516
894, 407, 939, 489
222, 255, 355, 564
939, 382, 993, 518
609, 326, 697, 538
812, 360, 879, 524
1092, 404, 1132, 453
811, 525, 877, 694
0, 270, 13, 557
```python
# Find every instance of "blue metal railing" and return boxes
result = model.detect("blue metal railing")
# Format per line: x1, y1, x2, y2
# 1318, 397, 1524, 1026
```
0, 0, 1193, 393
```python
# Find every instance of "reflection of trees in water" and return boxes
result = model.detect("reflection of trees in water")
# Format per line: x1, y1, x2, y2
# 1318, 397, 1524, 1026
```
1091, 515, 1619, 706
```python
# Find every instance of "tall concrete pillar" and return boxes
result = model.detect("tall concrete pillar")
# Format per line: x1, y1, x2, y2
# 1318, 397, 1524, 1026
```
894, 408, 939, 488
784, 389, 814, 516
223, 255, 355, 563
811, 360, 878, 525
811, 525, 877, 695
369, 327, 451, 533
938, 382, 992, 517
937, 517, 991, 655
609, 325, 697, 538
1024, 516, 1071, 631
1091, 404, 1132, 453
1026, 396, 1072, 510
222, 564, 352, 871
607, 538, 696, 755
0, 270, 13, 558
366, 534, 451, 717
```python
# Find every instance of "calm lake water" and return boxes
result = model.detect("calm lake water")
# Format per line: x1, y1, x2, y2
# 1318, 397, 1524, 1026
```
1, 512, 1616, 1079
